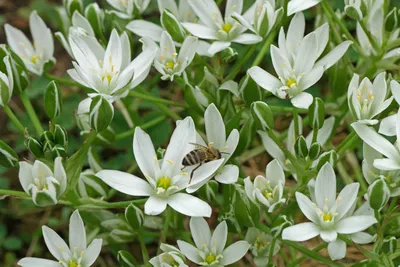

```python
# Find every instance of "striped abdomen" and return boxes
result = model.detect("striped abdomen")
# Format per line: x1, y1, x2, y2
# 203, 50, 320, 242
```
182, 149, 206, 166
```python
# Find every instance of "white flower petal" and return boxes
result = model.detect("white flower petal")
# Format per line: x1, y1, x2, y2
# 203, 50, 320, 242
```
69, 210, 86, 252
350, 232, 375, 244
126, 20, 163, 42
294, 33, 318, 73
266, 159, 285, 186
320, 229, 338, 243
133, 127, 158, 179
182, 22, 217, 39
214, 164, 239, 184
373, 158, 400, 171
379, 115, 396, 136
336, 183, 360, 220
291, 92, 313, 109
205, 103, 226, 148
144, 196, 168, 215
327, 239, 346, 261
167, 193, 212, 217
282, 222, 320, 241
219, 241, 251, 265
391, 80, 400, 104
232, 34, 262, 44
211, 221, 228, 255
188, 159, 224, 191
287, 0, 322, 16
286, 13, 305, 52
208, 41, 231, 56
18, 162, 33, 193
81, 239, 102, 266
187, 0, 223, 27
298, 66, 324, 90
314, 41, 352, 69
18, 258, 60, 267
42, 226, 70, 261
336, 216, 377, 234
247, 66, 281, 94
315, 163, 336, 208
190, 217, 211, 248
177, 240, 202, 264
96, 170, 153, 196
295, 192, 319, 224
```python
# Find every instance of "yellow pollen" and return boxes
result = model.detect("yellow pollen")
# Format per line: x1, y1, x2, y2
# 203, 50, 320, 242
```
222, 23, 232, 33
105, 74, 112, 83
368, 92, 374, 100
31, 55, 40, 64
157, 176, 171, 190
205, 253, 216, 264
322, 213, 333, 222
69, 260, 79, 267
165, 61, 175, 70
286, 79, 296, 87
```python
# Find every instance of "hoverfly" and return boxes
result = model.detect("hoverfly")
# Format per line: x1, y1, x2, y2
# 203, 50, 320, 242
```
182, 142, 229, 182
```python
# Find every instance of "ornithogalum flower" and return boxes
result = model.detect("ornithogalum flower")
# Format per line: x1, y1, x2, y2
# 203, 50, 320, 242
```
245, 227, 280, 266
186, 103, 239, 193
287, 0, 323, 15
18, 157, 66, 207
149, 244, 188, 267
244, 159, 286, 212
68, 29, 157, 100
248, 13, 352, 108
0, 56, 14, 107
97, 117, 223, 217
55, 11, 98, 60
154, 32, 198, 81
157, 0, 196, 22
282, 163, 377, 260
352, 119, 400, 171
378, 80, 400, 136
106, 0, 150, 18
5, 11, 55, 76
362, 143, 400, 197
177, 217, 250, 266
182, 0, 262, 55
347, 72, 393, 125
233, 0, 283, 37
18, 210, 103, 267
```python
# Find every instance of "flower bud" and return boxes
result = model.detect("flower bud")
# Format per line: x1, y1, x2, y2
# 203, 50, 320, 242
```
308, 142, 321, 160
385, 8, 398, 32
367, 178, 390, 210
0, 56, 14, 107
89, 95, 114, 133
251, 101, 274, 131
294, 136, 308, 158
117, 250, 137, 267
0, 45, 29, 94
309, 97, 325, 129
40, 131, 55, 152
240, 75, 262, 106
221, 47, 238, 63
64, 0, 83, 17
382, 236, 397, 254
51, 144, 67, 158
317, 150, 338, 170
26, 137, 44, 158
44, 81, 62, 119
53, 125, 68, 148
85, 3, 104, 39
344, 5, 362, 21
161, 9, 185, 43
271, 215, 292, 238
76, 170, 107, 198
125, 204, 144, 230
0, 140, 18, 167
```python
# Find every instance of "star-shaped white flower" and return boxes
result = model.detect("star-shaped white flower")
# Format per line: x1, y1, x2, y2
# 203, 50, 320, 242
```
5, 11, 55, 76
97, 117, 223, 217
149, 243, 188, 267
182, 0, 262, 56
248, 12, 352, 108
18, 210, 103, 267
282, 163, 377, 260
106, 0, 150, 19
177, 217, 250, 266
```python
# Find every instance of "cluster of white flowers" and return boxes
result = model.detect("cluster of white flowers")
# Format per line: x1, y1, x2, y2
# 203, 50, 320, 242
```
1, 0, 399, 266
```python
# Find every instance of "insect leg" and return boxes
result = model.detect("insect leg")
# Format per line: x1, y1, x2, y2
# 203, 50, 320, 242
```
189, 163, 202, 183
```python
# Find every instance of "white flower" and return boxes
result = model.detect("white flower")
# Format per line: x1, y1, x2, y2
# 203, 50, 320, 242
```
245, 227, 280, 267
157, 0, 197, 22
0, 56, 14, 107
150, 243, 188, 267
248, 13, 352, 108
106, 0, 150, 19
282, 163, 377, 261
182, 0, 262, 56
244, 159, 286, 212
347, 72, 393, 125
352, 118, 400, 171
379, 80, 400, 136
259, 116, 335, 177
362, 143, 400, 196
18, 210, 103, 267
68, 29, 157, 99
55, 11, 97, 59
5, 11, 55, 76
97, 117, 222, 217
18, 157, 66, 207
186, 103, 239, 193
287, 0, 323, 16
232, 0, 283, 38
154, 32, 198, 81
177, 217, 250, 266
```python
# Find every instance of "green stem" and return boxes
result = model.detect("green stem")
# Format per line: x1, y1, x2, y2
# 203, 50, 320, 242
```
374, 210, 384, 253
268, 238, 277, 264
0, 189, 29, 198
3, 105, 25, 134
337, 130, 358, 156
20, 92, 44, 135
311, 126, 319, 144
252, 30, 278, 66
116, 116, 167, 140
359, 20, 381, 53
281, 240, 342, 267
138, 232, 150, 264
115, 99, 134, 128
269, 106, 308, 113
223, 45, 257, 82
76, 198, 146, 209
289, 243, 328, 267
158, 207, 173, 254
130, 91, 188, 108
44, 73, 81, 87
293, 107, 299, 139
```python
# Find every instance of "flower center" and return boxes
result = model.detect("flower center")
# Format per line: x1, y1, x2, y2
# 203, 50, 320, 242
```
157, 176, 171, 190
222, 23, 232, 33
254, 237, 269, 249
105, 74, 112, 83
34, 178, 48, 191
286, 78, 297, 88
322, 212, 333, 222
69, 261, 80, 267
165, 61, 175, 70
205, 253, 216, 264
31, 55, 40, 64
